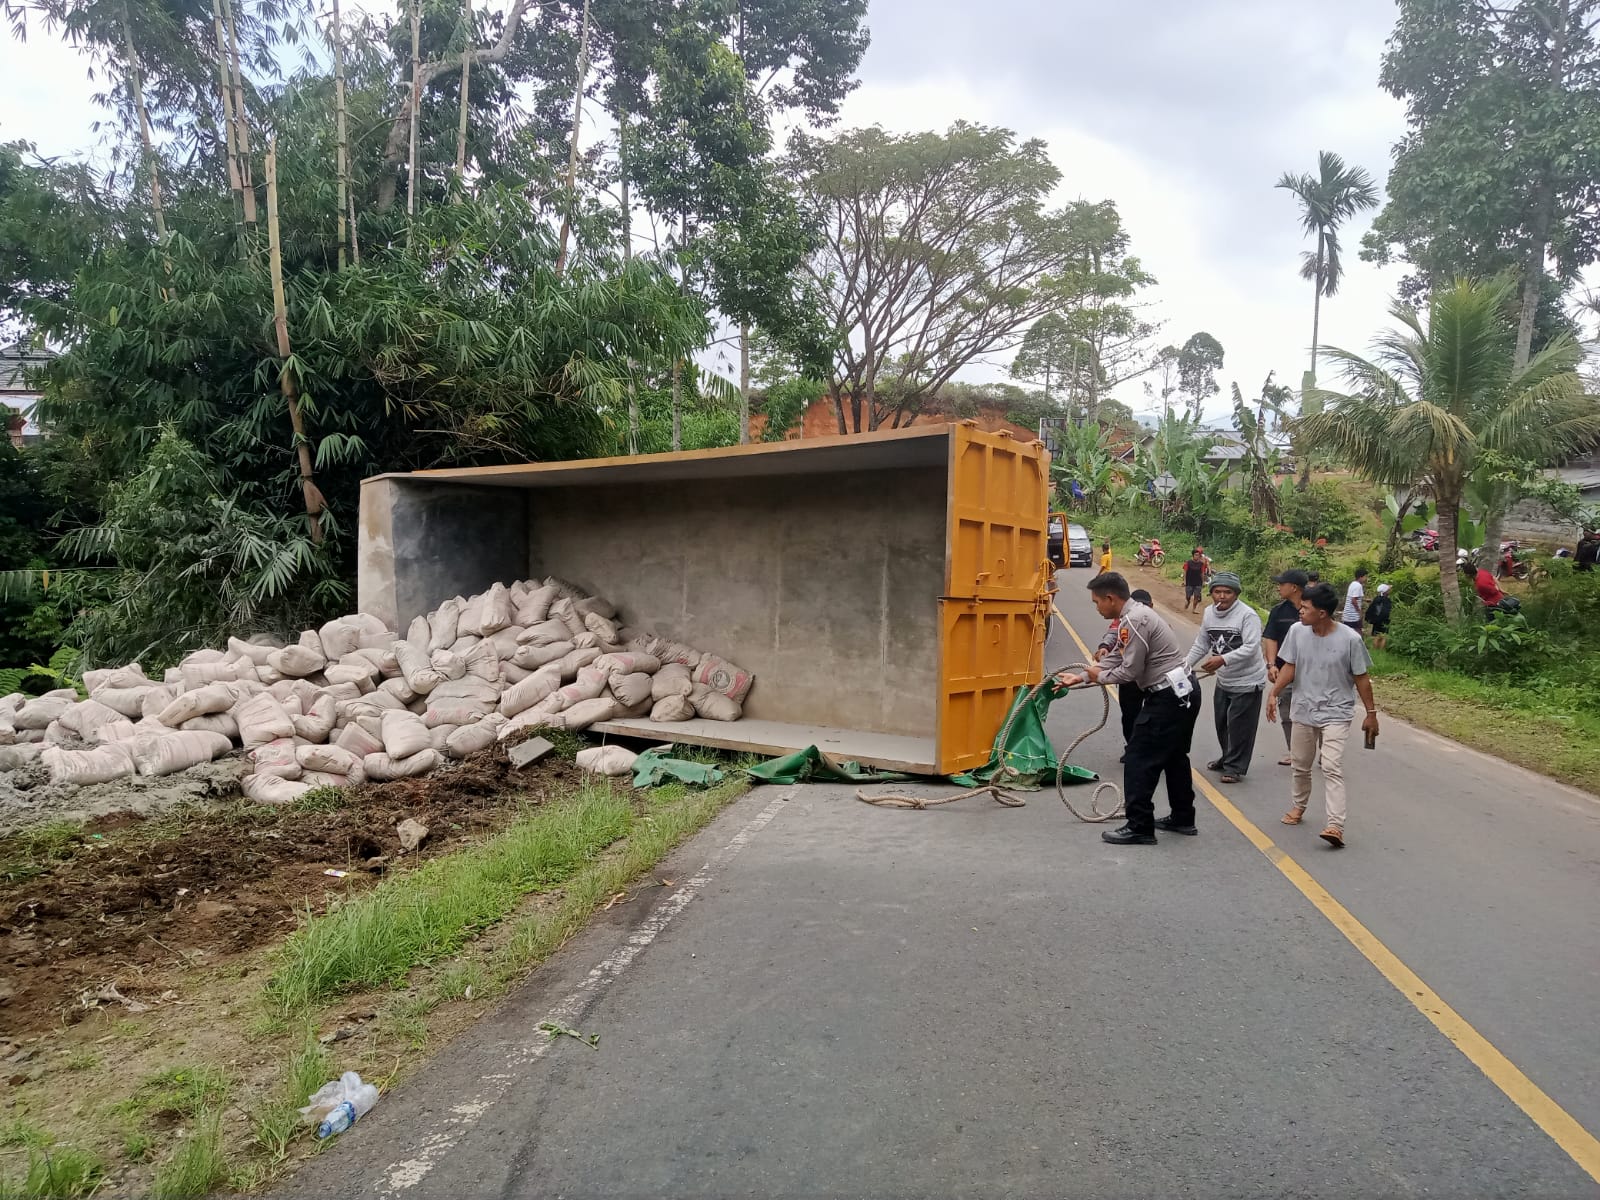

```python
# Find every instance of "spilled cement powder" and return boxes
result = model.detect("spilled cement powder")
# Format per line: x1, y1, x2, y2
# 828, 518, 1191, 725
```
0, 755, 247, 834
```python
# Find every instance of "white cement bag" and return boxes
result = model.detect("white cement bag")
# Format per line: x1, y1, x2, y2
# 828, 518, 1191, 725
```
242, 773, 313, 805
583, 611, 621, 645
15, 695, 72, 730
424, 697, 492, 728
300, 770, 348, 789
381, 710, 431, 759
556, 647, 601, 680
457, 592, 487, 637
488, 626, 525, 660
561, 696, 620, 731
497, 706, 567, 740
448, 635, 480, 656
463, 640, 500, 685
95, 686, 154, 719
0, 743, 44, 770
60, 699, 122, 740
549, 597, 588, 639
609, 672, 654, 709
499, 662, 530, 684
298, 743, 365, 781
596, 652, 662, 677
89, 718, 137, 745
691, 686, 743, 722
320, 681, 364, 703
182, 712, 240, 739
363, 747, 441, 781
406, 615, 432, 652
429, 598, 463, 652
159, 681, 235, 727
0, 693, 22, 715
694, 654, 755, 704
429, 649, 467, 682
651, 663, 694, 701
268, 643, 326, 679
445, 716, 506, 759
336, 722, 383, 758
325, 658, 380, 688
517, 619, 571, 647
250, 737, 303, 779
394, 641, 446, 694
318, 618, 363, 660
650, 695, 695, 723
571, 632, 600, 650
0, 708, 12, 745
515, 585, 557, 627
649, 638, 702, 670
574, 595, 618, 620
357, 627, 396, 652
575, 745, 637, 778
43, 742, 135, 785
379, 676, 417, 704
547, 668, 609, 712
83, 663, 147, 693
428, 724, 456, 752
545, 575, 586, 601
131, 730, 233, 777
228, 636, 276, 666
293, 694, 337, 743
480, 582, 513, 635
499, 668, 562, 717
236, 692, 295, 749
182, 648, 228, 666
513, 641, 573, 671
181, 660, 253, 690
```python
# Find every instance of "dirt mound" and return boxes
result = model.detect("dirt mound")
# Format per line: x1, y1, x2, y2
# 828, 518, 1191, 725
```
0, 749, 583, 1035
0, 753, 248, 835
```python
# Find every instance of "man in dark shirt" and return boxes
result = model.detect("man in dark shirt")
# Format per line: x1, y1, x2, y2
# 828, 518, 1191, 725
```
1261, 569, 1307, 767
1576, 530, 1598, 572
1182, 548, 1207, 613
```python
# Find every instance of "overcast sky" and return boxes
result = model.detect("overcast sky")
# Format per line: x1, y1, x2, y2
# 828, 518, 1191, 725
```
0, 0, 1413, 423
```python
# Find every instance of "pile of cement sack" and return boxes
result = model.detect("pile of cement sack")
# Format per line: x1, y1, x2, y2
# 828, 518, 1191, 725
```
0, 577, 753, 805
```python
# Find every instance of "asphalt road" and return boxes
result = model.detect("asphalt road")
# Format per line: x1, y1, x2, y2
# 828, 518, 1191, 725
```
277, 573, 1600, 1199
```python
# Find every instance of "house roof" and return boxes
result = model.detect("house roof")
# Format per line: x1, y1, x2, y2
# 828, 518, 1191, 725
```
0, 343, 54, 396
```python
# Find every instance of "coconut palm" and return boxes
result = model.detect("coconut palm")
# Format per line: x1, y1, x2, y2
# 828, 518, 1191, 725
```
1276, 151, 1381, 379
1303, 277, 1600, 621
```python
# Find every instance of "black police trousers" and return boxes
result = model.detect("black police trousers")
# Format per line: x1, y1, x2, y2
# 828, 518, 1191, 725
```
1122, 679, 1201, 835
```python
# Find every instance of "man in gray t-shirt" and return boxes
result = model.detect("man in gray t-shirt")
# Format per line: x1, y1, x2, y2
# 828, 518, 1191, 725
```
1266, 582, 1378, 848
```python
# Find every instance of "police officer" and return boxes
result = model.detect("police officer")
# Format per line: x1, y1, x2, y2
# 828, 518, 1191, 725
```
1059, 571, 1201, 845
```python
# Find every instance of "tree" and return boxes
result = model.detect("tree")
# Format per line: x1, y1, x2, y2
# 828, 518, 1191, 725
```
1011, 314, 1079, 402
1049, 422, 1128, 515
1275, 151, 1380, 379
790, 123, 1122, 434
1231, 379, 1281, 525
1176, 332, 1225, 419
1363, 0, 1600, 372
1302, 277, 1600, 621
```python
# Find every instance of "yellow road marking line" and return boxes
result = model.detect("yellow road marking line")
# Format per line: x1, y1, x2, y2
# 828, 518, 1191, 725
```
1050, 601, 1600, 1184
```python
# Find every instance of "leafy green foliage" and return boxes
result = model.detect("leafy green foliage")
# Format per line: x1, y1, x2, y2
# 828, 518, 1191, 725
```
1277, 480, 1360, 544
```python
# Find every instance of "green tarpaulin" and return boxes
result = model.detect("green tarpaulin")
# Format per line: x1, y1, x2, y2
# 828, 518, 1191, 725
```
631, 746, 726, 789
742, 745, 914, 786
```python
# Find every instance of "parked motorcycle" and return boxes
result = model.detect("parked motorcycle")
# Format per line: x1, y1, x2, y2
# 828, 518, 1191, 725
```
1135, 537, 1165, 567
1457, 541, 1533, 581
1410, 527, 1441, 552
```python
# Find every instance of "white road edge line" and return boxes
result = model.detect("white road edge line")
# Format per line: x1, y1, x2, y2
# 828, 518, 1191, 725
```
377, 788, 794, 1196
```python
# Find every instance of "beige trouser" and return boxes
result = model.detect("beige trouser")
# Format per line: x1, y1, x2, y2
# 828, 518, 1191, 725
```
1290, 720, 1351, 830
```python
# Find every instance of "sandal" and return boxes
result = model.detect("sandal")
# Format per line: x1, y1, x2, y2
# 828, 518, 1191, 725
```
1206, 760, 1224, 771
1277, 756, 1292, 766
1319, 826, 1345, 848
1220, 774, 1241, 784
1281, 807, 1306, 825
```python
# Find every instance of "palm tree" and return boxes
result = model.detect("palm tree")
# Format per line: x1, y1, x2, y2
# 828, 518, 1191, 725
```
1302, 278, 1600, 622
1276, 151, 1380, 380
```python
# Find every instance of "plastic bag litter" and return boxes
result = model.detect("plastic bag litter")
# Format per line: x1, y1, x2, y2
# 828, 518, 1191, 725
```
300, 1071, 380, 1139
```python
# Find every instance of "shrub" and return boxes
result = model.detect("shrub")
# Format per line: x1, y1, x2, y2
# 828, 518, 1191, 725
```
1278, 480, 1362, 545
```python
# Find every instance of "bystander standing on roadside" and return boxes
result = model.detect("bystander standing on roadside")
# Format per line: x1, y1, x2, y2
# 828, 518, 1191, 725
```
1341, 568, 1368, 636
1366, 583, 1394, 650
1266, 582, 1379, 849
1184, 571, 1266, 783
1182, 547, 1207, 613
1099, 541, 1113, 576
1575, 529, 1598, 573
1260, 569, 1308, 768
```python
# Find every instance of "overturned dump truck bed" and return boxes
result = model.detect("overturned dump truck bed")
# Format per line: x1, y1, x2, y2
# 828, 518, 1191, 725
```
358, 424, 1052, 774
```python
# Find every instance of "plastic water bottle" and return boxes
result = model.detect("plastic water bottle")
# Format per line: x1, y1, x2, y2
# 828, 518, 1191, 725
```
303, 1071, 380, 1139
316, 1101, 359, 1139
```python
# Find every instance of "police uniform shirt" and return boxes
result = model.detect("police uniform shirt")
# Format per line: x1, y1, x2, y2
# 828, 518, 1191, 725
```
1096, 601, 1186, 690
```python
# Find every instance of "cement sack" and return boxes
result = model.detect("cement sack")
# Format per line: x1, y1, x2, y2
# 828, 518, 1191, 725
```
43, 720, 72, 745
515, 585, 557, 627
182, 713, 239, 739
159, 681, 236, 727
357, 627, 396, 652
300, 770, 348, 789
574, 595, 618, 621
351, 646, 398, 677
545, 576, 587, 601
293, 694, 337, 743
463, 640, 500, 685
650, 695, 695, 723
59, 699, 121, 739
0, 743, 43, 770
272, 679, 323, 710
556, 647, 601, 680
320, 681, 364, 704
182, 648, 228, 667
335, 699, 387, 728
318, 618, 364, 660
596, 652, 662, 678
181, 660, 253, 690
406, 615, 432, 652
429, 598, 463, 651
549, 597, 588, 639
499, 662, 530, 684
499, 668, 562, 718
498, 706, 566, 740
572, 631, 601, 650
651, 663, 694, 702
298, 742, 365, 778
242, 773, 313, 805
14, 728, 45, 744
95, 686, 155, 719
424, 697, 492, 728
428, 676, 497, 704
430, 649, 467, 682
336, 722, 383, 758
131, 730, 233, 777
459, 592, 490, 637
228, 637, 276, 666
583, 611, 621, 645
257, 665, 285, 685
0, 692, 22, 713
445, 716, 506, 759
43, 742, 135, 786
269, 643, 326, 679
425, 724, 454, 752
250, 737, 303, 779
325, 658, 380, 688
649, 638, 702, 671
609, 672, 654, 710
363, 747, 441, 781
236, 692, 296, 749
393, 641, 446, 695
694, 654, 755, 704
548, 668, 610, 712
83, 663, 149, 693
512, 641, 573, 671
518, 619, 571, 648
0, 708, 12, 745
575, 745, 637, 777
561, 696, 619, 732
487, 627, 525, 660
691, 686, 743, 723
379, 676, 417, 704
479, 582, 514, 635
448, 635, 480, 656
15, 695, 72, 730
89, 718, 137, 745
381, 710, 431, 759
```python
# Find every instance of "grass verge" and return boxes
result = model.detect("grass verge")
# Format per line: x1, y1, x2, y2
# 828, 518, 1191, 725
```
266, 784, 635, 1013
1369, 649, 1600, 792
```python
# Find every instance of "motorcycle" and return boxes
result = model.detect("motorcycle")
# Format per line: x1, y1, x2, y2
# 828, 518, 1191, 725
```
1457, 542, 1533, 581
1135, 538, 1165, 568
1410, 527, 1441, 551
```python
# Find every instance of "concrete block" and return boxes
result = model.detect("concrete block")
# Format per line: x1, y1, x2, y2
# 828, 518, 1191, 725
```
509, 736, 556, 769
